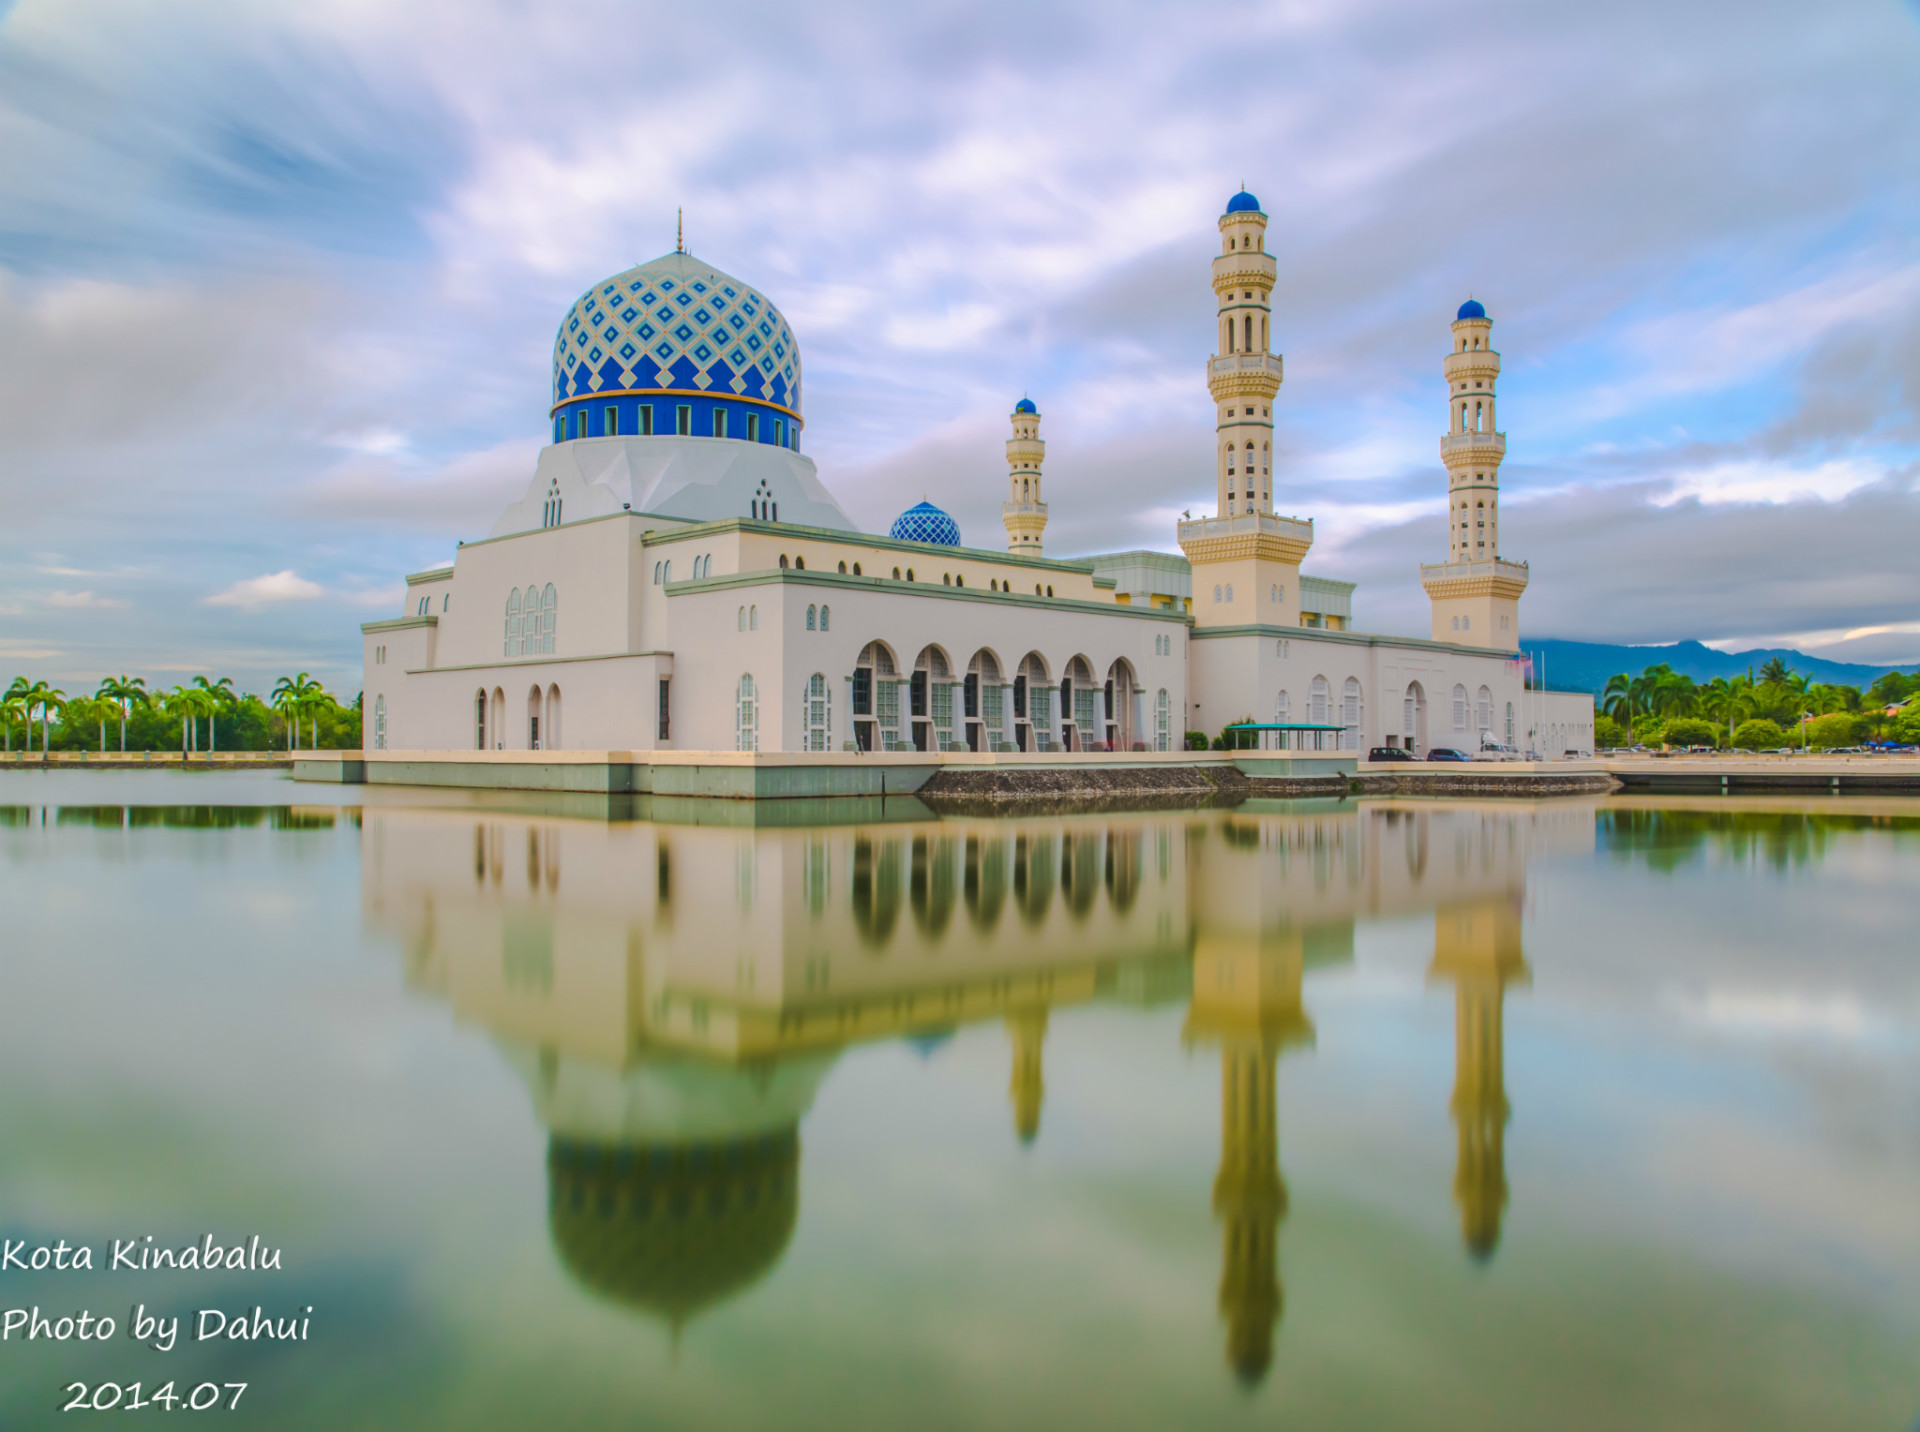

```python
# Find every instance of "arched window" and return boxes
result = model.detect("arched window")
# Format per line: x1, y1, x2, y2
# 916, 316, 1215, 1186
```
852, 563, 861, 576
838, 560, 847, 574
539, 584, 556, 654
1343, 677, 1363, 748
806, 604, 817, 630
373, 695, 386, 750
504, 588, 522, 657
1452, 616, 1460, 631
1506, 702, 1515, 743
1213, 585, 1223, 604
819, 605, 829, 632
749, 605, 758, 631
1476, 686, 1492, 732
663, 559, 672, 583
1309, 676, 1329, 726
795, 556, 804, 570
803, 672, 831, 751
1243, 314, 1253, 350
736, 675, 758, 751
1452, 684, 1468, 730
1276, 689, 1290, 724
474, 689, 487, 750
1154, 689, 1170, 751
1270, 583, 1277, 603
1225, 584, 1234, 603
779, 554, 789, 569
737, 606, 746, 632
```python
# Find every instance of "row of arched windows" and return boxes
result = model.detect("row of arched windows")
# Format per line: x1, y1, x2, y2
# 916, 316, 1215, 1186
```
504, 584, 556, 657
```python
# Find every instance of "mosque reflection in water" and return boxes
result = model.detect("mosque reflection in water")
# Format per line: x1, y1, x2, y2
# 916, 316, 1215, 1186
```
363, 798, 1588, 1386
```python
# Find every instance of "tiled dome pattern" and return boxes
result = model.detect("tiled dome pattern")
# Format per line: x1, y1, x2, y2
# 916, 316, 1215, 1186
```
553, 252, 802, 416
889, 501, 961, 547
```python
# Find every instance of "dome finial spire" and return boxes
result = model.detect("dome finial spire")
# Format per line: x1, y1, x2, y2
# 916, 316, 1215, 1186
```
676, 207, 684, 254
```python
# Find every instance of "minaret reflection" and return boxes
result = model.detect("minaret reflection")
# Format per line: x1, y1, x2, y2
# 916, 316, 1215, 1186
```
1007, 1008, 1049, 1146
1428, 896, 1530, 1262
1183, 922, 1338, 1389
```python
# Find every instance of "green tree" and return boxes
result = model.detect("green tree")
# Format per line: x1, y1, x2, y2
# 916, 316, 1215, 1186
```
1600, 672, 1634, 726
1804, 713, 1860, 749
21, 681, 64, 752
1662, 717, 1719, 749
191, 675, 237, 753
96, 675, 148, 752
1757, 656, 1794, 685
272, 673, 323, 750
1732, 718, 1788, 750
160, 686, 200, 754
0, 690, 25, 753
1593, 713, 1626, 748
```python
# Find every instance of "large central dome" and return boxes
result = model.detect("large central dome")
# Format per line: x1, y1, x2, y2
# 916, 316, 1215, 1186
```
551, 251, 802, 443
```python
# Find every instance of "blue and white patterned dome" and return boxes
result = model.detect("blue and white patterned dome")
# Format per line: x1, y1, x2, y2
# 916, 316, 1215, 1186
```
889, 500, 961, 547
1456, 298, 1487, 321
1225, 190, 1262, 214
551, 251, 802, 444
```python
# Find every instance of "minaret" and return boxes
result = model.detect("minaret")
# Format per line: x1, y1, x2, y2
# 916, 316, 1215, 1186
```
1427, 897, 1530, 1262
1420, 300, 1528, 650
1179, 190, 1311, 630
1002, 398, 1047, 555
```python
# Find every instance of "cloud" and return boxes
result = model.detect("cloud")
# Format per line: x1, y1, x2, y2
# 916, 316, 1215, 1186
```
204, 570, 327, 609
44, 589, 127, 609
0, 0, 1915, 694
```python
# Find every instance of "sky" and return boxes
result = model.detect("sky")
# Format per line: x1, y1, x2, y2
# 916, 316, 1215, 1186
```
0, 0, 1917, 696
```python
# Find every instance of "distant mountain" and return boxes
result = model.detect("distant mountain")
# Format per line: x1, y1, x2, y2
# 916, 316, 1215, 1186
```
1525, 639, 1920, 695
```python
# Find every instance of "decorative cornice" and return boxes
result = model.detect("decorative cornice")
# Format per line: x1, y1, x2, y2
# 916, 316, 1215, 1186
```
1419, 560, 1530, 600
362, 615, 439, 633
663, 566, 1190, 622
405, 567, 455, 586
549, 388, 802, 424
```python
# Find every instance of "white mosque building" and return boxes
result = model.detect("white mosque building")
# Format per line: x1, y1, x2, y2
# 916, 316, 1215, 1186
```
361, 191, 1593, 763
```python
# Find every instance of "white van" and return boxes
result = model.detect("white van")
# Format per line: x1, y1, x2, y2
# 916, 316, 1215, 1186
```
1475, 736, 1524, 762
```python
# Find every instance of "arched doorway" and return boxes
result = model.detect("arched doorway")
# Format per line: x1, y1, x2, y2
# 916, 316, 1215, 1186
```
1063, 655, 1095, 751
966, 650, 1005, 752
853, 641, 899, 751
911, 645, 954, 752
1015, 652, 1050, 752
1403, 681, 1428, 755
1106, 658, 1140, 751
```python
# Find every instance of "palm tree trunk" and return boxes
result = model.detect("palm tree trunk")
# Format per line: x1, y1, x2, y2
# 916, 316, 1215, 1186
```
120, 710, 126, 752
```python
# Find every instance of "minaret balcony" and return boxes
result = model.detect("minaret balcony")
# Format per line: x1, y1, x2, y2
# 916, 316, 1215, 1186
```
1210, 353, 1284, 379
1003, 501, 1048, 519
1179, 511, 1312, 546
1440, 431, 1506, 462
1443, 351, 1501, 381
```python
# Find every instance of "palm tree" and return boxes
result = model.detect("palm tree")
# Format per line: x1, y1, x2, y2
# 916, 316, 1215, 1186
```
161, 686, 198, 754
0, 692, 24, 753
22, 682, 64, 752
1758, 656, 1794, 686
271, 673, 317, 751
191, 675, 237, 754
97, 675, 147, 752
1601, 672, 1634, 726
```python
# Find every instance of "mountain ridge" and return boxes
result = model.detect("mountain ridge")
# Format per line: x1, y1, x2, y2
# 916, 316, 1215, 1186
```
1525, 639, 1920, 695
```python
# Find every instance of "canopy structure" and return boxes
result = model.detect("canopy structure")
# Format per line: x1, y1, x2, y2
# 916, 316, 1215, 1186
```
1220, 722, 1349, 752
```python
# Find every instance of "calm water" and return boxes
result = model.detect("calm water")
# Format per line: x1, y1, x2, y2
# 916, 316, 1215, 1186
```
1, 772, 1916, 1430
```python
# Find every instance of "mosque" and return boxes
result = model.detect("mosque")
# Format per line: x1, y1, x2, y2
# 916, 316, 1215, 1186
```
362, 192, 1594, 761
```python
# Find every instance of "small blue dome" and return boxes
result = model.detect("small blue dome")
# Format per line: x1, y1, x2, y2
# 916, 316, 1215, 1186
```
1225, 190, 1262, 214
1013, 397, 1038, 415
1457, 298, 1487, 321
889, 500, 961, 547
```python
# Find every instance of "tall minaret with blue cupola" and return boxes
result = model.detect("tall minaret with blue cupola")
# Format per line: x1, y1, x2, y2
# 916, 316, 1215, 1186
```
1210, 191, 1282, 518
1002, 398, 1047, 555
1180, 191, 1312, 632
1420, 300, 1527, 651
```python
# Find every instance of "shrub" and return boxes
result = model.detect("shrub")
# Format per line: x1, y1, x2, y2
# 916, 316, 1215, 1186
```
1805, 713, 1860, 749
1593, 714, 1626, 747
1662, 717, 1719, 749
1184, 730, 1210, 752
1893, 708, 1920, 745
1630, 716, 1666, 746
1731, 718, 1788, 750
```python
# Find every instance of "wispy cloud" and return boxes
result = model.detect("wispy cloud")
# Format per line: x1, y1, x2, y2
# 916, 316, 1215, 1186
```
204, 571, 327, 610
44, 589, 127, 609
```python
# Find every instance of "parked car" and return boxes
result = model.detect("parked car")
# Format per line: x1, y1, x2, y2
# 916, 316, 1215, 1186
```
1367, 746, 1419, 762
1476, 740, 1524, 762
1426, 747, 1471, 762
